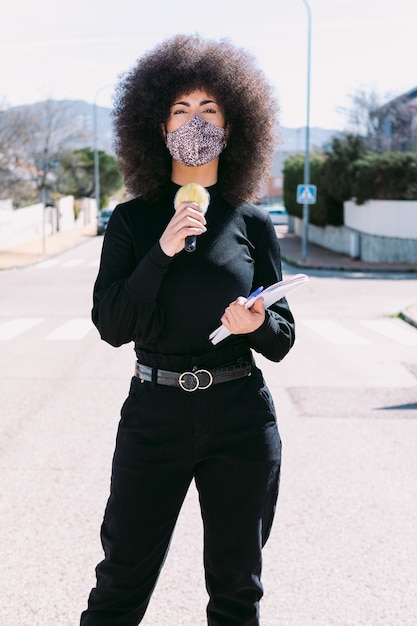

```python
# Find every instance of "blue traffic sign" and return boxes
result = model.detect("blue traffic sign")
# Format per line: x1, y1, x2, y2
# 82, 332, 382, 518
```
297, 184, 317, 204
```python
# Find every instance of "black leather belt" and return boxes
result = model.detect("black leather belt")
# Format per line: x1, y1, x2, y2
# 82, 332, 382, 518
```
134, 359, 252, 392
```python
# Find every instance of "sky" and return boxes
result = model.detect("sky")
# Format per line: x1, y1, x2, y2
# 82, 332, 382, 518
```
1, 0, 416, 131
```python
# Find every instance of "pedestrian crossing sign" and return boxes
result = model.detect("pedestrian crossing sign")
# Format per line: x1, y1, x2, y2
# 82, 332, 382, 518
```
297, 184, 317, 204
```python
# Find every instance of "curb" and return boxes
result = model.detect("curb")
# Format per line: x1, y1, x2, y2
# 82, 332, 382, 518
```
281, 254, 417, 274
399, 306, 417, 329
0, 225, 97, 271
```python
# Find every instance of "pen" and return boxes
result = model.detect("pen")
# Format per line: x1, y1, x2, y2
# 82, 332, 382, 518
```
245, 285, 264, 308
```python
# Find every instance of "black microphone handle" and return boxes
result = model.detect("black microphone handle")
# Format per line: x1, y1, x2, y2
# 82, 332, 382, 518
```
185, 235, 197, 252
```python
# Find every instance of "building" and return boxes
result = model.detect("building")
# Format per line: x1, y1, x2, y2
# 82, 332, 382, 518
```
373, 86, 417, 151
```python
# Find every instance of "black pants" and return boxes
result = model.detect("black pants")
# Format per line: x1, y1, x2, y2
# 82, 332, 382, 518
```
80, 355, 281, 626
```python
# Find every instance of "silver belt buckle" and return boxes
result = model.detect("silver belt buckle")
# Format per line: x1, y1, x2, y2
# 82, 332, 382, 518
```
178, 368, 213, 392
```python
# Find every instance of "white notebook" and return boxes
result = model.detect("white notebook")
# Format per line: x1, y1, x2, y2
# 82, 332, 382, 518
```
209, 273, 308, 345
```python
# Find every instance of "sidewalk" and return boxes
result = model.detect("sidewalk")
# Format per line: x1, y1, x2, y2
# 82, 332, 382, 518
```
277, 229, 417, 273
276, 230, 417, 328
1, 223, 416, 328
0, 222, 97, 270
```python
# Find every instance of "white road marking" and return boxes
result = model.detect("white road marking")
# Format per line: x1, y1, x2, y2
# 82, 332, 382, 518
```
1, 316, 415, 346
302, 320, 370, 345
0, 318, 43, 340
360, 320, 417, 347
46, 318, 94, 340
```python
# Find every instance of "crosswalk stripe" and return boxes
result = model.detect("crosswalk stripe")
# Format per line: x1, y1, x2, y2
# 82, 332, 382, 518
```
302, 320, 370, 345
0, 316, 415, 345
45, 318, 94, 340
360, 320, 417, 346
0, 318, 43, 340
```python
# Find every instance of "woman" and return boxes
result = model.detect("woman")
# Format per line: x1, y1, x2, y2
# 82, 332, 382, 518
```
80, 34, 295, 626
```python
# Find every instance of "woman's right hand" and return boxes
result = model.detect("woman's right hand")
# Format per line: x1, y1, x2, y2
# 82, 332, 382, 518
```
159, 201, 207, 257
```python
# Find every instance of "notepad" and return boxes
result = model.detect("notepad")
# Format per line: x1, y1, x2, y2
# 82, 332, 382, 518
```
209, 273, 308, 345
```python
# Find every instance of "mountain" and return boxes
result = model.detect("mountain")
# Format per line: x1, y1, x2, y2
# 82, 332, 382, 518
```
5, 99, 341, 159
4, 99, 114, 155
279, 126, 341, 152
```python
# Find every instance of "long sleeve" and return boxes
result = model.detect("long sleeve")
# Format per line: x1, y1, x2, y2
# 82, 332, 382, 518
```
92, 202, 174, 347
90, 186, 295, 363
245, 213, 296, 362
247, 306, 295, 362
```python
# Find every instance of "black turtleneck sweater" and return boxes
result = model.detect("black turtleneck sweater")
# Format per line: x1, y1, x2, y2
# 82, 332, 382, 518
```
92, 182, 295, 363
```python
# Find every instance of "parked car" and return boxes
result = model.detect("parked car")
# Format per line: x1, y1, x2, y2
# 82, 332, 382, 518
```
258, 203, 289, 226
97, 209, 114, 235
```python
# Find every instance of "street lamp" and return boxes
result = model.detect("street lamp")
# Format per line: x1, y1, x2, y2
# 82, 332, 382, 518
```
93, 85, 113, 212
301, 0, 312, 262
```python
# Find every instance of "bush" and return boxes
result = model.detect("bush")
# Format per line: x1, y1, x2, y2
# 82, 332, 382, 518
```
320, 134, 365, 203
283, 153, 304, 219
283, 153, 344, 226
283, 134, 417, 226
352, 151, 417, 204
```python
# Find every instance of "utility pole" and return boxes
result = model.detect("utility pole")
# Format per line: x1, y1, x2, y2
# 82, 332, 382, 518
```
93, 85, 113, 213
301, 0, 312, 262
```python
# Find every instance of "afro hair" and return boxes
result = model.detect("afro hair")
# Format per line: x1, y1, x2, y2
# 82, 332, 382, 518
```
112, 34, 279, 206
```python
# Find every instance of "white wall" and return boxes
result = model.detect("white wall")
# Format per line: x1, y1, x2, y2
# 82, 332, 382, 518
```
345, 200, 417, 239
293, 217, 352, 255
292, 199, 417, 264
0, 203, 46, 249
344, 200, 417, 263
57, 196, 75, 231
0, 196, 97, 251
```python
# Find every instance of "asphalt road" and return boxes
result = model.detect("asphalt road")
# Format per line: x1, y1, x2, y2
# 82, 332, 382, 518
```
1, 236, 416, 626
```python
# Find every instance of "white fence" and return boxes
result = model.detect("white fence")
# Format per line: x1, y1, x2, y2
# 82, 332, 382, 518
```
344, 200, 417, 239
292, 200, 417, 264
0, 197, 97, 251
344, 200, 417, 263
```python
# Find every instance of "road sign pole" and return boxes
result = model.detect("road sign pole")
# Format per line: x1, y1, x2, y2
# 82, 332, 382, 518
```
301, 0, 312, 262
302, 201, 309, 261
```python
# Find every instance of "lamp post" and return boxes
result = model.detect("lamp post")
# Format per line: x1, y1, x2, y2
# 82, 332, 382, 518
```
93, 85, 112, 213
301, 0, 312, 262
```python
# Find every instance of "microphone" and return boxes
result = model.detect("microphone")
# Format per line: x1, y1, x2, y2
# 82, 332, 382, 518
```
174, 183, 210, 252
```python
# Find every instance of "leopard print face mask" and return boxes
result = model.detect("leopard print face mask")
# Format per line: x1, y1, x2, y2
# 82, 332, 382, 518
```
166, 116, 226, 167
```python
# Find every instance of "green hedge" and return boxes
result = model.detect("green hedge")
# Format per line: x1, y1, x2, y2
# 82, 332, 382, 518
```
283, 135, 417, 225
352, 151, 417, 204
283, 153, 344, 226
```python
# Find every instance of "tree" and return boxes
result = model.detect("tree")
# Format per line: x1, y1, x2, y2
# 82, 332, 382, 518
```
320, 134, 365, 203
0, 99, 89, 206
283, 135, 368, 226
351, 151, 417, 203
57, 147, 122, 207
0, 101, 36, 206
22, 99, 88, 203
0, 99, 120, 208
283, 152, 344, 226
57, 149, 93, 199
338, 87, 398, 152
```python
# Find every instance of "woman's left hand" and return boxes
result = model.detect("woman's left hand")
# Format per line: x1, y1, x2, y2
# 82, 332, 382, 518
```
220, 297, 265, 335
